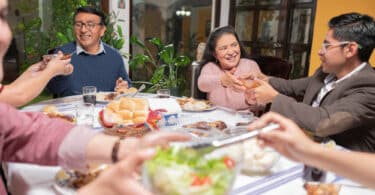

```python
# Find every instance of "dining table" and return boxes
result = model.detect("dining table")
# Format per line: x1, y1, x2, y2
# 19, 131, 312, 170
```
3, 93, 374, 195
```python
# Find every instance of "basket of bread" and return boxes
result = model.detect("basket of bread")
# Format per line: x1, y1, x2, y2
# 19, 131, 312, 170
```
99, 97, 166, 137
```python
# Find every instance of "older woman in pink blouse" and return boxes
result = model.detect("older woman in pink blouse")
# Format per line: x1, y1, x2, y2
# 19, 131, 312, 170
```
198, 26, 260, 110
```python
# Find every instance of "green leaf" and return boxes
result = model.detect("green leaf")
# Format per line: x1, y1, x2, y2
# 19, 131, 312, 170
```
149, 37, 162, 49
130, 35, 146, 49
117, 25, 123, 37
159, 44, 174, 65
175, 55, 191, 67
150, 66, 165, 84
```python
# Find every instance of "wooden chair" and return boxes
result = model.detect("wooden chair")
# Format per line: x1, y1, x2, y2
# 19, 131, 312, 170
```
251, 56, 292, 79
251, 56, 293, 116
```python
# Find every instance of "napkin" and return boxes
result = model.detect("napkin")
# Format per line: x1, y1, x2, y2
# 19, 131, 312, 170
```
147, 98, 182, 114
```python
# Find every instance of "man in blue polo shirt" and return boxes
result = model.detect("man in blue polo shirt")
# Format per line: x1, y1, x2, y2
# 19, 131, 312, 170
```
47, 6, 131, 97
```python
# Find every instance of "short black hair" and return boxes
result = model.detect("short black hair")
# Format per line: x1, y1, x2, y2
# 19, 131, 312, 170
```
329, 12, 375, 62
74, 6, 107, 26
200, 25, 248, 66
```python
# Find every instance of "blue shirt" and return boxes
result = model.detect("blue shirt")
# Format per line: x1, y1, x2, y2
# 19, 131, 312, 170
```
47, 41, 131, 97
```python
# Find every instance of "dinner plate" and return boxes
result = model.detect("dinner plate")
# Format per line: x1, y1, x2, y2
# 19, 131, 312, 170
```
177, 98, 217, 112
95, 92, 116, 104
53, 183, 75, 195
182, 105, 217, 112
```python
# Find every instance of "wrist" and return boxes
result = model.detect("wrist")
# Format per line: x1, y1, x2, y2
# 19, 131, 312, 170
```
116, 137, 140, 161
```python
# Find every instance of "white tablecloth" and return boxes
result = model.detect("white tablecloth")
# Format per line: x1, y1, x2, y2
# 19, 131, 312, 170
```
4, 94, 374, 195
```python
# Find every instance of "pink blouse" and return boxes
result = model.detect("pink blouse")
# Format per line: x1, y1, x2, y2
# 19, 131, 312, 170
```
0, 102, 97, 194
198, 58, 261, 110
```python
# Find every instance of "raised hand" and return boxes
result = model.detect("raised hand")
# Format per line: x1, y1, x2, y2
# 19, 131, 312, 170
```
247, 112, 315, 162
251, 78, 278, 105
220, 71, 246, 92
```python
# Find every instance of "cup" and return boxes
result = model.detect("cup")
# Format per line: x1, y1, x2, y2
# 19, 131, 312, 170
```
82, 86, 97, 104
75, 103, 95, 126
156, 89, 170, 98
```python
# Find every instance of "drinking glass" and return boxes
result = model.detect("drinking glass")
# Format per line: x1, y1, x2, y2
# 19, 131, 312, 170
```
75, 103, 95, 126
82, 86, 97, 104
156, 89, 170, 98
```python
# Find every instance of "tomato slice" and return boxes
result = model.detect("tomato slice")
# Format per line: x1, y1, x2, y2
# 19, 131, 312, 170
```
223, 156, 236, 169
99, 110, 114, 128
191, 174, 212, 186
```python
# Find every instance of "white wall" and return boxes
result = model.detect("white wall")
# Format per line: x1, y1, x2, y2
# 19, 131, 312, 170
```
109, 0, 130, 72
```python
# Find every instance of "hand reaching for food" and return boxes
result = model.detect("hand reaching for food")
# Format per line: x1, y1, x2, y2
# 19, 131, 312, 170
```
250, 78, 278, 105
240, 71, 269, 83
220, 71, 246, 92
114, 77, 129, 92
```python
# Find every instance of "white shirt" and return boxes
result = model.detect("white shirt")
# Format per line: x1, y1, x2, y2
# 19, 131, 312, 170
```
76, 41, 106, 55
312, 62, 367, 107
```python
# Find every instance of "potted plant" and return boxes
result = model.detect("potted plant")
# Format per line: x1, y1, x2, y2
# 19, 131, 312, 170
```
129, 35, 191, 96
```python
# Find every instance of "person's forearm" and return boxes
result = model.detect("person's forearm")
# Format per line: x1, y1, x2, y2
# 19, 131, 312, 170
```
304, 144, 375, 188
85, 133, 139, 164
0, 67, 57, 107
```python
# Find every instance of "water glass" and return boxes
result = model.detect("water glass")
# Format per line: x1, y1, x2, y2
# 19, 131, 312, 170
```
156, 89, 170, 98
75, 103, 95, 126
82, 86, 97, 104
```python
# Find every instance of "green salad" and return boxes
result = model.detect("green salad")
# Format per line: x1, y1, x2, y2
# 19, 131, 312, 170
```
144, 147, 237, 195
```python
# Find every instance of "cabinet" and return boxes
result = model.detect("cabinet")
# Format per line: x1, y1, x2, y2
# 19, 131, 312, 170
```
229, 0, 316, 78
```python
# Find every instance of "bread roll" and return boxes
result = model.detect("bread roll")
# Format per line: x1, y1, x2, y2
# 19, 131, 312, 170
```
119, 98, 136, 111
133, 110, 147, 118
107, 101, 120, 112
133, 116, 147, 124
133, 98, 148, 111
118, 110, 133, 120
121, 120, 134, 125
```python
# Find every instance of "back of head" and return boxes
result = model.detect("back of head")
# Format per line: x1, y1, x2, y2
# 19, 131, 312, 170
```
329, 13, 375, 62
74, 6, 107, 26
201, 25, 247, 66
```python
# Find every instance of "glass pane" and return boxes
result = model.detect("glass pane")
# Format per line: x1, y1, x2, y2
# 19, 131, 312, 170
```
257, 10, 280, 42
290, 8, 312, 44
289, 50, 308, 78
257, 0, 281, 6
235, 11, 254, 41
236, 0, 255, 6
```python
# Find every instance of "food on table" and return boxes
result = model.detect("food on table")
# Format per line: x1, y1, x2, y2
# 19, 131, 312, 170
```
241, 139, 279, 173
101, 97, 149, 126
61, 53, 72, 60
42, 105, 76, 124
241, 79, 260, 89
144, 147, 239, 195
304, 182, 341, 195
182, 120, 227, 131
177, 98, 214, 111
96, 87, 139, 102
55, 164, 109, 189
116, 87, 138, 94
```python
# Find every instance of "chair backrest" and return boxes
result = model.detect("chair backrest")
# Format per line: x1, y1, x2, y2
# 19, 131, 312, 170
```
251, 56, 292, 79
190, 42, 207, 99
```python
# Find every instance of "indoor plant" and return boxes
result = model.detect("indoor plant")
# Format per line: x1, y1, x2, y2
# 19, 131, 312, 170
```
129, 35, 191, 95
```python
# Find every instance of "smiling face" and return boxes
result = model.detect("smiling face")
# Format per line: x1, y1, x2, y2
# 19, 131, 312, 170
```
214, 34, 241, 70
0, 0, 11, 82
74, 12, 106, 54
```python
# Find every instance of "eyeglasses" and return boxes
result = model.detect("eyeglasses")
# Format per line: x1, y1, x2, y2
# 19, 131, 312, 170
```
74, 22, 102, 30
216, 42, 239, 54
321, 41, 362, 53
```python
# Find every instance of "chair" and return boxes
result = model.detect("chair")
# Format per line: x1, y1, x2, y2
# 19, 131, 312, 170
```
190, 42, 207, 99
251, 56, 293, 116
251, 56, 292, 79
